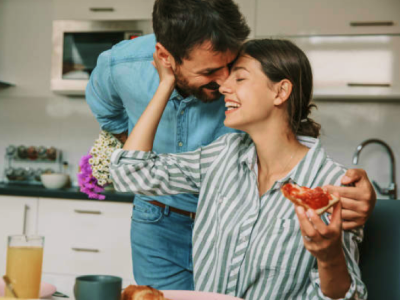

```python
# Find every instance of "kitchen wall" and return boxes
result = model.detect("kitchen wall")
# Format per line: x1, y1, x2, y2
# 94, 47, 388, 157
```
0, 0, 100, 185
0, 0, 399, 197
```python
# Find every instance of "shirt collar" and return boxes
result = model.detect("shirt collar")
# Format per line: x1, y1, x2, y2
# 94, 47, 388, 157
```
276, 136, 326, 189
170, 89, 184, 101
239, 135, 257, 170
239, 135, 327, 190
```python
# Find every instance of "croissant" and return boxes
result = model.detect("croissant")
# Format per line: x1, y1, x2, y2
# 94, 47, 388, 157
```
121, 285, 170, 300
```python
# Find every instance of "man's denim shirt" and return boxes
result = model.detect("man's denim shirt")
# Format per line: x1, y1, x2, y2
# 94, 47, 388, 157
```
86, 34, 236, 212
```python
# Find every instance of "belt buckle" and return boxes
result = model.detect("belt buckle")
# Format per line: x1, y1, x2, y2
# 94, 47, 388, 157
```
189, 212, 195, 220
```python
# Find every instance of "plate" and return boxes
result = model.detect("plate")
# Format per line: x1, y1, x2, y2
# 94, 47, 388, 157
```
0, 279, 56, 298
162, 290, 243, 300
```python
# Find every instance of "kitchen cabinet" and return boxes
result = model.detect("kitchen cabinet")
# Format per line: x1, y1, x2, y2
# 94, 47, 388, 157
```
0, 196, 38, 274
255, 0, 400, 37
37, 198, 134, 281
234, 0, 256, 37
53, 0, 154, 20
289, 34, 400, 100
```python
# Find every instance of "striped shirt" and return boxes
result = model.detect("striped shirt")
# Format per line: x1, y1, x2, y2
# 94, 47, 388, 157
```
110, 133, 367, 300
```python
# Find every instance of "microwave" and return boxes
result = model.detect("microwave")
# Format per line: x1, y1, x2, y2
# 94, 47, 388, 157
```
51, 20, 143, 95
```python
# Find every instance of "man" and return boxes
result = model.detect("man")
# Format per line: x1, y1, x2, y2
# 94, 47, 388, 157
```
86, 0, 376, 290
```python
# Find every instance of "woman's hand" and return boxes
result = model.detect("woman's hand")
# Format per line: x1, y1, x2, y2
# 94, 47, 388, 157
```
296, 200, 352, 298
295, 199, 343, 263
152, 52, 175, 87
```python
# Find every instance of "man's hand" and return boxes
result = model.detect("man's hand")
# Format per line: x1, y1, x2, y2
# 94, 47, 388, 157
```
324, 169, 376, 230
113, 131, 128, 144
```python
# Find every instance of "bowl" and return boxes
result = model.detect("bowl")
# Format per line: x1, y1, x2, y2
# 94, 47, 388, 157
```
40, 173, 69, 189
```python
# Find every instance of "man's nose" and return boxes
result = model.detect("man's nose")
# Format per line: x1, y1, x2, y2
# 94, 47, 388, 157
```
214, 67, 230, 86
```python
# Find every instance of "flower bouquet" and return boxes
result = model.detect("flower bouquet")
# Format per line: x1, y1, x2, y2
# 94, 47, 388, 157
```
78, 131, 123, 199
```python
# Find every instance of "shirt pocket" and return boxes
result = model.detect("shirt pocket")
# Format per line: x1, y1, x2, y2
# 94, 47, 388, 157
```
261, 217, 305, 272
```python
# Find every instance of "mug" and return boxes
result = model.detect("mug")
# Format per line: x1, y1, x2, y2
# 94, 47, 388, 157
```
74, 275, 122, 300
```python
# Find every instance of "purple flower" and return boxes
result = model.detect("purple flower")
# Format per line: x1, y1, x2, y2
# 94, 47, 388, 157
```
77, 154, 106, 200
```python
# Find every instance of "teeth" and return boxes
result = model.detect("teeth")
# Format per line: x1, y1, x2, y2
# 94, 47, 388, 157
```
225, 102, 241, 109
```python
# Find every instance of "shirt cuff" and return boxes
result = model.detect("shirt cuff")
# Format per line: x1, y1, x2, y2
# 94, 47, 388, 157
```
310, 268, 360, 300
110, 149, 156, 164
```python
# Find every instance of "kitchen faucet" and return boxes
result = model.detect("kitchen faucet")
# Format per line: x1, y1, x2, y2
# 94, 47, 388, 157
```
353, 139, 397, 199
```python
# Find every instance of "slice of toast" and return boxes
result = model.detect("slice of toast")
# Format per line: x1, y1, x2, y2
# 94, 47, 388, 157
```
281, 183, 340, 215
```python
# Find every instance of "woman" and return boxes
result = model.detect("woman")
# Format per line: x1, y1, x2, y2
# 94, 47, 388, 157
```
110, 39, 366, 299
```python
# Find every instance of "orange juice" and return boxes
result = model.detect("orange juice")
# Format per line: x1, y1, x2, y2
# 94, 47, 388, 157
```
5, 246, 43, 298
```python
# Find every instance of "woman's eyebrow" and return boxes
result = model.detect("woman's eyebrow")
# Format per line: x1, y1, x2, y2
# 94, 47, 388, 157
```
232, 66, 248, 72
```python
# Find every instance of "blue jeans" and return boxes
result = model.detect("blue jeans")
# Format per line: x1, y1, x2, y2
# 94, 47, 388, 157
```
130, 198, 195, 290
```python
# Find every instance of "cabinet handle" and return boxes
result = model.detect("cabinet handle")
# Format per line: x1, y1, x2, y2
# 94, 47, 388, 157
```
350, 21, 394, 27
74, 209, 102, 215
72, 247, 100, 253
89, 7, 114, 12
347, 83, 391, 88
22, 205, 29, 235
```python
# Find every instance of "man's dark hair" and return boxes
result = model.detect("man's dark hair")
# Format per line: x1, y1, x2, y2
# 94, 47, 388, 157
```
152, 0, 250, 64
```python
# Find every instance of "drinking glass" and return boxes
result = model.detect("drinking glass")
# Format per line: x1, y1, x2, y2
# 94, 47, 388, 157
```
5, 235, 44, 298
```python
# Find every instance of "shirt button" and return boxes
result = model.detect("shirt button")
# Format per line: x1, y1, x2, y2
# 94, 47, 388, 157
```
178, 142, 183, 147
181, 110, 185, 115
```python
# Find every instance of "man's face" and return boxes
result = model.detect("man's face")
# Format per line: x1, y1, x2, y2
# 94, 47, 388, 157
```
172, 41, 238, 102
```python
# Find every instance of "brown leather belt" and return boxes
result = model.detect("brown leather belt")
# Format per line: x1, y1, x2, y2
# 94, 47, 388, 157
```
149, 200, 196, 220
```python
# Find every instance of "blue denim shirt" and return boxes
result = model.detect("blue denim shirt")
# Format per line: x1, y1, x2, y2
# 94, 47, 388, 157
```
86, 34, 236, 212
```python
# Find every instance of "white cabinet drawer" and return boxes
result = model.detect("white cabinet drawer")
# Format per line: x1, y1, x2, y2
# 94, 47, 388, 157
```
53, 0, 154, 21
256, 0, 400, 37
289, 35, 400, 100
37, 198, 133, 280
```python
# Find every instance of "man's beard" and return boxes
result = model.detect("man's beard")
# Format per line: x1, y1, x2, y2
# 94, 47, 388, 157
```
174, 70, 222, 103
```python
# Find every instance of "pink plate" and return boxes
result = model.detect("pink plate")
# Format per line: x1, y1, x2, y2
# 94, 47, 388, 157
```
0, 279, 57, 298
162, 290, 243, 300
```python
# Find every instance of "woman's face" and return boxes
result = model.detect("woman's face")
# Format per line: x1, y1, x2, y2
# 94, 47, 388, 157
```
219, 54, 278, 131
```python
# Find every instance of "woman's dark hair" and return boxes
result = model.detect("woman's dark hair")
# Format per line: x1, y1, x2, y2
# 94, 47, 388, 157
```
241, 39, 321, 138
152, 0, 250, 64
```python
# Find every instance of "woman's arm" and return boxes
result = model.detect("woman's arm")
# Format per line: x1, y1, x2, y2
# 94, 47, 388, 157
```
110, 134, 228, 195
110, 50, 228, 196
296, 203, 350, 298
123, 52, 175, 152
296, 201, 366, 299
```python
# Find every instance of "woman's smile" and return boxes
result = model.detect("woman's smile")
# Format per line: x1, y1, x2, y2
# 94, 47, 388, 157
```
225, 99, 241, 115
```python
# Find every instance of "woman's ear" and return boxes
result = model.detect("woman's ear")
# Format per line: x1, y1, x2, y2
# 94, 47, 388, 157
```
273, 79, 292, 106
155, 42, 175, 69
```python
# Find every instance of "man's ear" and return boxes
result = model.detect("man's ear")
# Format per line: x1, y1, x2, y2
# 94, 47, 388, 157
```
273, 79, 292, 106
155, 42, 175, 68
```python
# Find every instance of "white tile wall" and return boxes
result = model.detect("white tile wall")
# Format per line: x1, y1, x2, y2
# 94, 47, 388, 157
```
0, 0, 100, 185
315, 101, 400, 199
0, 0, 399, 197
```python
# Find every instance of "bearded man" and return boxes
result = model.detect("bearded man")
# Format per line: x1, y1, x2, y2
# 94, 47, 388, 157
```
86, 0, 376, 290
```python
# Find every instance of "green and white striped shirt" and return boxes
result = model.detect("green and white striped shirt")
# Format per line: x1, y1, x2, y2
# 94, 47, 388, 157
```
110, 133, 367, 300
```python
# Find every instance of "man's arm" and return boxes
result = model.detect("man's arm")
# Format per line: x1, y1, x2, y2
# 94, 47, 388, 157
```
86, 49, 129, 135
325, 168, 376, 230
